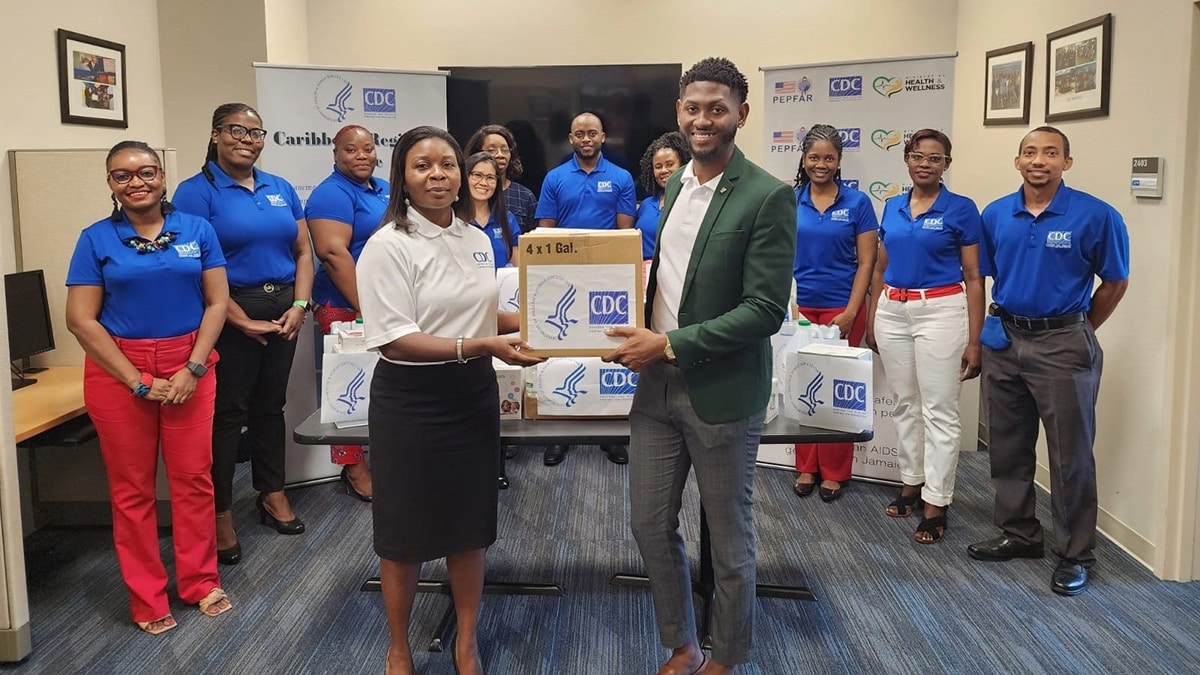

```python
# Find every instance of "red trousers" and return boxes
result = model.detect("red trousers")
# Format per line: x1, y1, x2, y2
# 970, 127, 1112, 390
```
315, 302, 367, 465
792, 304, 866, 481
84, 332, 220, 622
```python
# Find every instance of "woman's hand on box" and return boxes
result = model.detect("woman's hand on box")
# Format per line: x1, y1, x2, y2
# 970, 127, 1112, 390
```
487, 335, 544, 367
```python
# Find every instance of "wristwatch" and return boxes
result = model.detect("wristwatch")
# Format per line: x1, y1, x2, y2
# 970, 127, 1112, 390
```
185, 361, 208, 378
663, 336, 677, 364
292, 299, 313, 312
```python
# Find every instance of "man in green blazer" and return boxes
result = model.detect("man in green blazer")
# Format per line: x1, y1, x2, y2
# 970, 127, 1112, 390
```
604, 57, 796, 675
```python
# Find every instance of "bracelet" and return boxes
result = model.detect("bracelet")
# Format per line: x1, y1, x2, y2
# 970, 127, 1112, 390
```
455, 336, 467, 363
292, 300, 310, 311
131, 372, 153, 398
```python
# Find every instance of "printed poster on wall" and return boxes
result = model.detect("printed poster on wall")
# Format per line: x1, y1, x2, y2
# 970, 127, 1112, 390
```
253, 63, 448, 204
761, 53, 956, 221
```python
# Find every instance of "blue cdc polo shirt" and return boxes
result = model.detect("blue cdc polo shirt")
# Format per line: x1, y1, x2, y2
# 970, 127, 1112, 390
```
980, 182, 1130, 317
634, 196, 662, 260
305, 167, 390, 308
66, 211, 226, 339
173, 162, 304, 288
473, 211, 521, 268
879, 186, 982, 289
534, 154, 636, 229
793, 183, 879, 308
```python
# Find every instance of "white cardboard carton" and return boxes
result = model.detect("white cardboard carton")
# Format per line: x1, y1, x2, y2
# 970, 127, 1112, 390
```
497, 266, 521, 312
782, 343, 873, 433
320, 351, 378, 426
494, 358, 524, 420
525, 357, 637, 419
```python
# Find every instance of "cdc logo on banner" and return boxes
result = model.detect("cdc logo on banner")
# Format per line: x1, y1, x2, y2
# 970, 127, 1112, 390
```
828, 75, 863, 99
600, 368, 638, 395
589, 291, 629, 325
363, 88, 396, 116
842, 179, 860, 190
837, 128, 861, 149
833, 379, 868, 411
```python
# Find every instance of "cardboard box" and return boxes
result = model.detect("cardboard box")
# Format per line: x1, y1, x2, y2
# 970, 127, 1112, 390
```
497, 266, 521, 312
320, 351, 378, 426
523, 357, 637, 419
494, 358, 524, 420
781, 343, 873, 433
518, 229, 643, 356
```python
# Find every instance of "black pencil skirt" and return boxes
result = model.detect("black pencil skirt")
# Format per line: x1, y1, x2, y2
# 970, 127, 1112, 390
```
369, 357, 500, 563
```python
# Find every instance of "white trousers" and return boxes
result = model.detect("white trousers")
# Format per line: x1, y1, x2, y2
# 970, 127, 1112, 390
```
874, 291, 968, 506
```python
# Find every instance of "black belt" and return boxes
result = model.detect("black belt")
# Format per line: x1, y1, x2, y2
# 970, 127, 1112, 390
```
231, 282, 293, 295
991, 304, 1086, 331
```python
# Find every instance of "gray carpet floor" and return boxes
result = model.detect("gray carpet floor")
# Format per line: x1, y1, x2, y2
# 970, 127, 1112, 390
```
6, 448, 1200, 675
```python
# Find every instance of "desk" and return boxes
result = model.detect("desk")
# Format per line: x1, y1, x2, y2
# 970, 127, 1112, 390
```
295, 412, 871, 650
12, 367, 85, 443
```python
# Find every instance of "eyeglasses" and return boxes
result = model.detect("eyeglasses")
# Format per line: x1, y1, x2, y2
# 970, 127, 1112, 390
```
571, 130, 602, 140
905, 152, 948, 166
108, 166, 161, 183
219, 124, 267, 142
484, 146, 511, 156
468, 171, 498, 184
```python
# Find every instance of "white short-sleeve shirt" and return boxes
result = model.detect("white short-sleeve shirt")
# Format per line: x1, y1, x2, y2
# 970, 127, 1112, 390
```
357, 208, 498, 365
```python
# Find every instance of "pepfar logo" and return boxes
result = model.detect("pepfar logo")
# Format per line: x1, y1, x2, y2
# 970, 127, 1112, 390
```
314, 74, 355, 122
828, 75, 863, 99
838, 128, 861, 149
833, 379, 868, 411
363, 87, 396, 116
772, 77, 813, 103
599, 368, 638, 395
589, 291, 629, 325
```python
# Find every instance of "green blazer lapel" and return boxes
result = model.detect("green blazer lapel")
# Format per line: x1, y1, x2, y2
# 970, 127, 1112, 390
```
679, 148, 747, 309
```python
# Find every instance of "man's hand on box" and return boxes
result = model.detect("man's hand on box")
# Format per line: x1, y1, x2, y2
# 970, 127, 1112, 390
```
602, 327, 667, 373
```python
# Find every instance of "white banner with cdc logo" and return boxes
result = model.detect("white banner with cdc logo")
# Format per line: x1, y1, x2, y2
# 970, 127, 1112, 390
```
758, 54, 956, 483
760, 53, 956, 222
253, 63, 447, 485
253, 63, 448, 203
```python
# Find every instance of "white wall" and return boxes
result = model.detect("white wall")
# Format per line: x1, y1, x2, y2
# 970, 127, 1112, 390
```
0, 3, 167, 274
953, 0, 1199, 571
264, 0, 310, 64
304, 0, 960, 167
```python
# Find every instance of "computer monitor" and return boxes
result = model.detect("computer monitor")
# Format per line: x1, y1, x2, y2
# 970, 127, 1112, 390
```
5, 269, 55, 390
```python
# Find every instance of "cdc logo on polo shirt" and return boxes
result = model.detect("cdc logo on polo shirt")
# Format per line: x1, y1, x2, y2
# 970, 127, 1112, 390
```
599, 368, 638, 396
589, 291, 629, 325
1046, 231, 1072, 249
833, 379, 868, 411
363, 88, 396, 116
828, 76, 863, 100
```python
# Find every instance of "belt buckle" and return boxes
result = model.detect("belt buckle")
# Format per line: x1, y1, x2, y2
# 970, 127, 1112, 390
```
263, 282, 275, 293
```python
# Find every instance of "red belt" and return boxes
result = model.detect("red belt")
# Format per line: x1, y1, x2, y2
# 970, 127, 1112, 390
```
885, 283, 963, 302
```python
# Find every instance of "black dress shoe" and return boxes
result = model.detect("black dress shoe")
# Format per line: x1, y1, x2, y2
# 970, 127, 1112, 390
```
217, 543, 242, 566
602, 444, 629, 464
498, 475, 510, 490
256, 494, 306, 535
1052, 561, 1089, 596
504, 445, 519, 459
967, 535, 1044, 561
543, 444, 568, 466
793, 478, 817, 498
819, 481, 845, 502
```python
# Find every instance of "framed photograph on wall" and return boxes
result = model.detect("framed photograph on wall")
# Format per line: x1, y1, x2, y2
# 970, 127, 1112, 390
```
56, 29, 128, 128
1045, 13, 1113, 123
983, 42, 1033, 125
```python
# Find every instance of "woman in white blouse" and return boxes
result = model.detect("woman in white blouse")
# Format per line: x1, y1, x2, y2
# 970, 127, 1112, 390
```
356, 126, 542, 675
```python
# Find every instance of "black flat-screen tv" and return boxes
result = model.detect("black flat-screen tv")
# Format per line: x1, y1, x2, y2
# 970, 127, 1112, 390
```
444, 64, 682, 199
6, 269, 55, 389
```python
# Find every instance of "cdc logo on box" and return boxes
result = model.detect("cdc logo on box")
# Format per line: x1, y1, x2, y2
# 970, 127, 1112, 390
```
829, 76, 863, 99
833, 379, 868, 411
589, 291, 629, 325
599, 368, 639, 395
363, 88, 396, 115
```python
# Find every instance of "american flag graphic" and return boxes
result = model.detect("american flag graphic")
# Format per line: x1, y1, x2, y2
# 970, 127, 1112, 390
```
774, 81, 796, 94
772, 131, 794, 143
